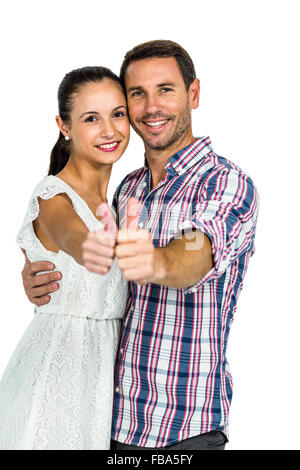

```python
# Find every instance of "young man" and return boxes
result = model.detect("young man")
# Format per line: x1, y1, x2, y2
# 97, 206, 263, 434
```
21, 40, 259, 450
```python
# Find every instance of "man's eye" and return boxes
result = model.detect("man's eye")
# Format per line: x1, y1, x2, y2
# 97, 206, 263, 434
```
132, 90, 143, 97
161, 87, 172, 93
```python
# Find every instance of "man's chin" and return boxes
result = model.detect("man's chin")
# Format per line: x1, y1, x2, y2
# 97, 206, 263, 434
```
144, 142, 170, 151
134, 120, 191, 152
141, 134, 174, 151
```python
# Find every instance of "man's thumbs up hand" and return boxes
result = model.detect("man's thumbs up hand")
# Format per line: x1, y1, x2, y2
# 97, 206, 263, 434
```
82, 197, 164, 285
124, 197, 140, 231
116, 198, 158, 284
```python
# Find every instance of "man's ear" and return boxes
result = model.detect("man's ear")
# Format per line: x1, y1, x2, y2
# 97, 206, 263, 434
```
189, 78, 200, 110
55, 115, 70, 139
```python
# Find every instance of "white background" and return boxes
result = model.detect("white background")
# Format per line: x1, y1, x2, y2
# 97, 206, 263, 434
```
0, 0, 299, 450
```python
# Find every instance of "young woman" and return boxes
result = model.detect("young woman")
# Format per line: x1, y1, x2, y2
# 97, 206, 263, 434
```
0, 67, 130, 450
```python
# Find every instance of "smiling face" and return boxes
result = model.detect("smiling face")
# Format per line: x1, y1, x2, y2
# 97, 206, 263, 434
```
124, 57, 199, 152
58, 79, 130, 166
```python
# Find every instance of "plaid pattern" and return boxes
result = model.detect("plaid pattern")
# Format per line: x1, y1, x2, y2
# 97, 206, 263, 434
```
111, 136, 259, 447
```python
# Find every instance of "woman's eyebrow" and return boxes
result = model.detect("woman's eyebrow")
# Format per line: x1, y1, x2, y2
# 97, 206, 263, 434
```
80, 105, 126, 119
112, 105, 127, 111
80, 111, 99, 118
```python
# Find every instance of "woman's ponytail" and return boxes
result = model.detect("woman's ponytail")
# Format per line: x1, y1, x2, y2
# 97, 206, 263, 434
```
48, 132, 71, 175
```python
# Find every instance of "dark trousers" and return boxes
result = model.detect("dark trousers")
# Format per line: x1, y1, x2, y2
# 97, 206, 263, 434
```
111, 431, 227, 451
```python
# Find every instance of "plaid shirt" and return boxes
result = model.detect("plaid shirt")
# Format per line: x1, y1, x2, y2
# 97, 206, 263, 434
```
111, 136, 259, 447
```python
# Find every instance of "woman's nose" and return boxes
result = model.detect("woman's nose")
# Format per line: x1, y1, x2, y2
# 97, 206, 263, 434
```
99, 119, 116, 139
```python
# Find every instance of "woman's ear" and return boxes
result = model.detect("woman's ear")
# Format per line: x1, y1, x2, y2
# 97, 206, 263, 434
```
55, 115, 70, 139
189, 78, 200, 110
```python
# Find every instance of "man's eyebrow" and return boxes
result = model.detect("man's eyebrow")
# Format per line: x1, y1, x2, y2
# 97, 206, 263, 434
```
79, 105, 126, 118
127, 83, 176, 93
157, 82, 176, 88
127, 86, 144, 93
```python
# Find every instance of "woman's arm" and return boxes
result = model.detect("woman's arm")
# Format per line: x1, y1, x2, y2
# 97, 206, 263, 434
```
21, 199, 116, 306
33, 193, 95, 266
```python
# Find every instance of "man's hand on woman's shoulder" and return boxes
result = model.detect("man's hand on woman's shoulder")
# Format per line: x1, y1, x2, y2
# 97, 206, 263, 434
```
21, 248, 62, 306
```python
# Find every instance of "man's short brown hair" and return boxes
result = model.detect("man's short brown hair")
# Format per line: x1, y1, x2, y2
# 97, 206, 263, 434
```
120, 40, 196, 91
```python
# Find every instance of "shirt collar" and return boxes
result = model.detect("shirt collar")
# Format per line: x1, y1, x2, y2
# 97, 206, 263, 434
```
143, 136, 213, 175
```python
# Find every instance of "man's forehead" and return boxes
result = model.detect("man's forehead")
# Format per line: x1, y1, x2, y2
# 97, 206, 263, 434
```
125, 57, 184, 88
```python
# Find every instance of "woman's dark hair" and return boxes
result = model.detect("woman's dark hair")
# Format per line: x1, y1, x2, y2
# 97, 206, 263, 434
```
120, 40, 196, 91
48, 66, 123, 175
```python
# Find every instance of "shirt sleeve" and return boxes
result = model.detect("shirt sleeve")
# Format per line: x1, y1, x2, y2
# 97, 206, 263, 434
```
177, 166, 259, 294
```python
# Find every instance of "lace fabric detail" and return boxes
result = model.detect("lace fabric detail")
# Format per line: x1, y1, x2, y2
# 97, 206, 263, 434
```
0, 176, 127, 449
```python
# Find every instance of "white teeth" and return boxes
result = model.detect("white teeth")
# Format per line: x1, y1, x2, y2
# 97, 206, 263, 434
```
99, 142, 118, 149
145, 120, 168, 127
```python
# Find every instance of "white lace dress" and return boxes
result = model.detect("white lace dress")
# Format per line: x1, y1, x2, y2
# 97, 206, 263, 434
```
0, 175, 128, 450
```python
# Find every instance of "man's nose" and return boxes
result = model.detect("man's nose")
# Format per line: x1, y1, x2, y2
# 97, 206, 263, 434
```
144, 94, 161, 115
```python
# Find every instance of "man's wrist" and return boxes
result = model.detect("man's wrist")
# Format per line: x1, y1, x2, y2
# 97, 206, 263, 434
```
152, 247, 168, 284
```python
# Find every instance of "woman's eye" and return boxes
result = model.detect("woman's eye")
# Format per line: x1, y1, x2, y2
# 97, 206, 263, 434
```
113, 111, 126, 118
84, 115, 97, 123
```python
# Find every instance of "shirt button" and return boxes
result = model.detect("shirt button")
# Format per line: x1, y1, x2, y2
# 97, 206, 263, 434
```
190, 287, 197, 293
120, 348, 124, 354
138, 222, 144, 228
142, 182, 147, 188
115, 386, 120, 393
